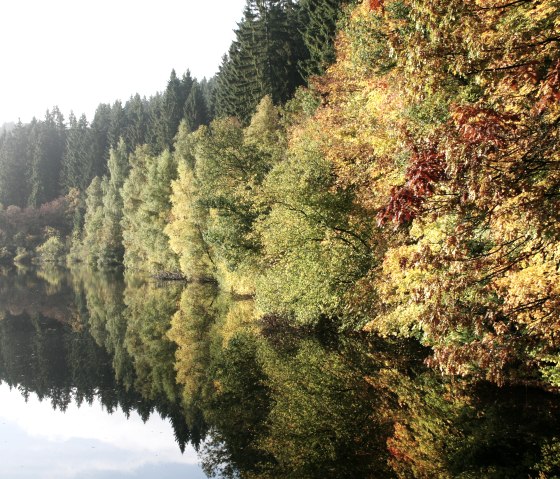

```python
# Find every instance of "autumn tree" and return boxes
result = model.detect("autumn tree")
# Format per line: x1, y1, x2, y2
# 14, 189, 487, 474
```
97, 139, 129, 266
121, 146, 179, 274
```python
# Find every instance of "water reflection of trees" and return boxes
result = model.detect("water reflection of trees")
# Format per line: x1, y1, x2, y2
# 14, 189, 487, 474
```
70, 268, 202, 451
1, 268, 560, 478
170, 287, 560, 479
0, 267, 199, 452
0, 266, 76, 324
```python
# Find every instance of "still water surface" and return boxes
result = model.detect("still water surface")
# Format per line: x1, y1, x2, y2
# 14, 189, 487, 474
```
0, 266, 560, 478
0, 383, 204, 478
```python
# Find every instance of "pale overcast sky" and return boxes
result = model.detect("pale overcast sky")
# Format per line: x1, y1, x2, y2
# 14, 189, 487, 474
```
0, 0, 248, 125
0, 383, 206, 478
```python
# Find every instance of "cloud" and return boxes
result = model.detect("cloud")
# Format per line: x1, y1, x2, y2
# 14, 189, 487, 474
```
0, 383, 205, 479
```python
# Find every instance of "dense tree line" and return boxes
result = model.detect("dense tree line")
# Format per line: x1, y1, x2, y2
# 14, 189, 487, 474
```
0, 71, 210, 211
1, 0, 559, 389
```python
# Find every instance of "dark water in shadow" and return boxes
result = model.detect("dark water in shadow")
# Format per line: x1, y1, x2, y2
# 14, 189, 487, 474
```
0, 266, 559, 478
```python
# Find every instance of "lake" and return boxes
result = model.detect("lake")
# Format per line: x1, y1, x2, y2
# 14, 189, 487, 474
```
0, 266, 559, 478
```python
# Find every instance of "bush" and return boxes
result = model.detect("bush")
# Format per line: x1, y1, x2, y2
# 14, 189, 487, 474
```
36, 235, 65, 263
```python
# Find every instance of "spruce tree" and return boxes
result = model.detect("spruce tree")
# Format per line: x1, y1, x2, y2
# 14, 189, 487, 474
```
0, 121, 32, 207
62, 113, 97, 193
28, 108, 66, 207
123, 94, 148, 152
158, 70, 192, 151
213, 0, 306, 124
298, 0, 350, 77
108, 100, 126, 149
183, 80, 209, 132
91, 103, 112, 176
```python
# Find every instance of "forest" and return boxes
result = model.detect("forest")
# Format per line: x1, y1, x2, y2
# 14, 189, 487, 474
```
3, 268, 560, 478
0, 0, 559, 389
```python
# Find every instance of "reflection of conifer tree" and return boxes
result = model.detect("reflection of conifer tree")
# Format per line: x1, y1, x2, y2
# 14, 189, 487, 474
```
0, 269, 199, 452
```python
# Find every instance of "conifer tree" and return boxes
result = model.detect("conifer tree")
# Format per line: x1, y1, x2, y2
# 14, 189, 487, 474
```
297, 0, 350, 77
91, 103, 112, 176
28, 108, 66, 207
156, 70, 192, 151
0, 121, 32, 207
123, 94, 148, 152
108, 100, 126, 149
213, 0, 305, 124
183, 81, 209, 132
62, 113, 97, 193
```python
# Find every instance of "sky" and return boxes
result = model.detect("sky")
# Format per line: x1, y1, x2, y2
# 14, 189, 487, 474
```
0, 0, 248, 126
0, 383, 207, 479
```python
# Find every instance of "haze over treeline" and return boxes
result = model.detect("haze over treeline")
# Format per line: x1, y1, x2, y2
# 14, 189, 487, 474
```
0, 123, 14, 135
1, 0, 559, 391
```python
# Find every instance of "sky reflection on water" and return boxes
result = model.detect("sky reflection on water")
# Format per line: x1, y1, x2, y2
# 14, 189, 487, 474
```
0, 383, 206, 479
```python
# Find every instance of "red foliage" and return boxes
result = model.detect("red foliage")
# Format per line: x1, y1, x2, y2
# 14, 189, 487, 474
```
378, 147, 447, 225
0, 196, 73, 237
535, 59, 560, 115
369, 0, 384, 12
452, 106, 519, 147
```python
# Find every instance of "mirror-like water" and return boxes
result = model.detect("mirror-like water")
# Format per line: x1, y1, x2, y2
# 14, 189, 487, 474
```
0, 266, 560, 478
0, 383, 204, 479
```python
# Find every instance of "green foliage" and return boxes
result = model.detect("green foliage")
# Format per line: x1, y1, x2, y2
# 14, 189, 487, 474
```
121, 146, 179, 274
97, 139, 129, 266
297, 0, 351, 77
0, 121, 32, 207
61, 113, 98, 194
80, 176, 105, 264
166, 130, 216, 280
213, 0, 306, 124
28, 108, 66, 207
166, 97, 285, 291
36, 234, 65, 263
256, 114, 374, 327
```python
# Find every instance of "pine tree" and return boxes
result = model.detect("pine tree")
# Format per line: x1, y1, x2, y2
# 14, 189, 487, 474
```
62, 113, 97, 193
28, 108, 66, 207
213, 0, 306, 124
297, 0, 350, 77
